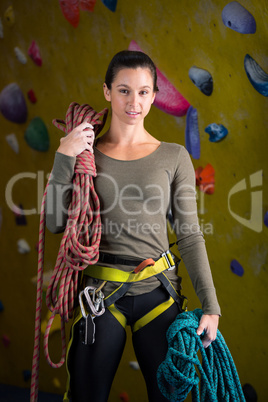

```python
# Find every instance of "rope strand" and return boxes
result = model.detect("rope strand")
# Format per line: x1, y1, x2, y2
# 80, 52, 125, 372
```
157, 309, 246, 402
30, 103, 108, 402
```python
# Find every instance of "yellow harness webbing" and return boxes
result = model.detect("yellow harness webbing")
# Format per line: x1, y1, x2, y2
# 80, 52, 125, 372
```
82, 250, 187, 319
83, 251, 175, 283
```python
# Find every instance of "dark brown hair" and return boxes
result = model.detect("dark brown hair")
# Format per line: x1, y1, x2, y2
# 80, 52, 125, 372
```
105, 50, 159, 92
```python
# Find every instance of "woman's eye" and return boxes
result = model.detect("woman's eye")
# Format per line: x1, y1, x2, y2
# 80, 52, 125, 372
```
120, 89, 128, 94
140, 91, 148, 95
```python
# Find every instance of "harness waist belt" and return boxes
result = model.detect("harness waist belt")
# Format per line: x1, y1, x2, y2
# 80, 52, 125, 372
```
98, 252, 145, 266
83, 251, 176, 283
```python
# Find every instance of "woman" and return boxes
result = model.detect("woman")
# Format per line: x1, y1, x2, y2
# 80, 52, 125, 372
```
46, 50, 220, 401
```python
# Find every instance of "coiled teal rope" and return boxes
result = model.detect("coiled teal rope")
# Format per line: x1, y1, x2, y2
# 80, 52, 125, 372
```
157, 309, 245, 402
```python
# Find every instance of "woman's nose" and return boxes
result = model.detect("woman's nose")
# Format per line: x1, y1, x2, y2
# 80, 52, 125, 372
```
128, 92, 139, 107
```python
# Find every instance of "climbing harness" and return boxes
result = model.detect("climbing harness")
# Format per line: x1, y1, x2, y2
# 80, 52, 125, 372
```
63, 250, 188, 402
83, 250, 188, 330
157, 308, 246, 402
30, 102, 108, 402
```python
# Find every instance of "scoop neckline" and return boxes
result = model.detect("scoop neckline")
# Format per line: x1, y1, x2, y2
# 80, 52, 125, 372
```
94, 141, 163, 162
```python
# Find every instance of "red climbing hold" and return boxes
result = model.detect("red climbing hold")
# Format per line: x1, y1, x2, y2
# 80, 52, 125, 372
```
28, 41, 42, 66
119, 391, 129, 402
79, 0, 96, 11
195, 164, 215, 194
59, 0, 80, 27
2, 334, 10, 348
27, 89, 37, 103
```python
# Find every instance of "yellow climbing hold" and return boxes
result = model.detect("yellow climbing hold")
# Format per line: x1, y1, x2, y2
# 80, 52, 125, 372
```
4, 6, 15, 27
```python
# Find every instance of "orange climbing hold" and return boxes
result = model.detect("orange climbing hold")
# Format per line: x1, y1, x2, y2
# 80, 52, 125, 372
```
59, 0, 80, 27
195, 164, 215, 194
79, 0, 96, 11
119, 391, 130, 402
59, 0, 96, 27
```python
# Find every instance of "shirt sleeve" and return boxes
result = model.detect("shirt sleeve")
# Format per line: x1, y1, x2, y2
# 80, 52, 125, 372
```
171, 146, 221, 315
45, 152, 76, 233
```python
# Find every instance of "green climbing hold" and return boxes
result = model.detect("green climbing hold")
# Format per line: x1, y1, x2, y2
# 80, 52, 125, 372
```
24, 117, 50, 152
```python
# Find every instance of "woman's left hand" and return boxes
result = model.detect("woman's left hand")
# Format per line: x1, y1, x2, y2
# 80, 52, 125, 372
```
196, 314, 219, 348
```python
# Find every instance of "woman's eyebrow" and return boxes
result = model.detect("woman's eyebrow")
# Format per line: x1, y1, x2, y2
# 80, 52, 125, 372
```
116, 84, 152, 89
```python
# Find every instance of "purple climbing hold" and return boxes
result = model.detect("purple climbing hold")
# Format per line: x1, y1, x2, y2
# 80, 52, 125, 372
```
185, 106, 200, 159
264, 211, 268, 227
13, 204, 27, 225
0, 83, 28, 123
222, 1, 256, 34
230, 259, 244, 276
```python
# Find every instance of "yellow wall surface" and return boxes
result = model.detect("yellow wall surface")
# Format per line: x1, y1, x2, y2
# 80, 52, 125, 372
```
0, 0, 267, 401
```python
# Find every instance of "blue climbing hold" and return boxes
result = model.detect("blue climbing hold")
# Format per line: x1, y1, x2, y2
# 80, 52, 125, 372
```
264, 211, 268, 227
222, 1, 256, 34
230, 259, 244, 276
0, 300, 4, 312
244, 54, 268, 97
185, 106, 200, 159
188, 66, 213, 96
101, 0, 117, 12
205, 123, 228, 142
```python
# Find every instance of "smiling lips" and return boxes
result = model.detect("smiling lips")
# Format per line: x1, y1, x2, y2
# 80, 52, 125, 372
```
126, 111, 141, 116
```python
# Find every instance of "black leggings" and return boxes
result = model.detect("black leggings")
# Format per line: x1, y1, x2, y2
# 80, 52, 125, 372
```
68, 286, 180, 402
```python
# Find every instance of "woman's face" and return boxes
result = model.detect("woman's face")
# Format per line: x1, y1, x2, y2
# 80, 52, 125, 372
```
103, 67, 156, 126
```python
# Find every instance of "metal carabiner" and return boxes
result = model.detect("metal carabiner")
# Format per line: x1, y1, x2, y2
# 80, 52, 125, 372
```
83, 286, 105, 317
79, 290, 89, 319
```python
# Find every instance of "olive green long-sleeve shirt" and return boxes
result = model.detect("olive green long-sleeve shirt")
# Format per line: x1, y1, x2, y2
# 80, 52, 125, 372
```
46, 142, 221, 315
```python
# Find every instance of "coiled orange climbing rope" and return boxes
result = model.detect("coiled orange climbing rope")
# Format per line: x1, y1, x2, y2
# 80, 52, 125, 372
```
30, 102, 108, 402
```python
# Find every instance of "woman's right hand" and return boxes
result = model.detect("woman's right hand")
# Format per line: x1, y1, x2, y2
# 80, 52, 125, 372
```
57, 121, 95, 157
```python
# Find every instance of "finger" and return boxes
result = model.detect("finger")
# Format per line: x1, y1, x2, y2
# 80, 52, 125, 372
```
85, 143, 94, 153
84, 130, 95, 137
197, 324, 205, 336
81, 121, 94, 130
203, 339, 211, 348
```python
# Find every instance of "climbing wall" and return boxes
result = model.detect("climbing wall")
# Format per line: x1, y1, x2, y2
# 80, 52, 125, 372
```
0, 0, 267, 401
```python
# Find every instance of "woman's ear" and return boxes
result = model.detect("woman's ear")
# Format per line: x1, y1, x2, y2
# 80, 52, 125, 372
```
103, 83, 111, 102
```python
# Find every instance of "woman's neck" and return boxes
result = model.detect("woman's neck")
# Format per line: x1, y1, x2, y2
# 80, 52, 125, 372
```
103, 119, 148, 146
95, 119, 160, 161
